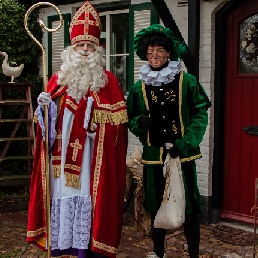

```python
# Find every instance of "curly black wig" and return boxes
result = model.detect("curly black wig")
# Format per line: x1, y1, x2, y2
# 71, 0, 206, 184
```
135, 32, 186, 61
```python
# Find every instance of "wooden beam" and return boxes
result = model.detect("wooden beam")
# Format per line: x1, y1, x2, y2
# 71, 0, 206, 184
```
150, 0, 194, 73
188, 0, 200, 79
0, 198, 29, 213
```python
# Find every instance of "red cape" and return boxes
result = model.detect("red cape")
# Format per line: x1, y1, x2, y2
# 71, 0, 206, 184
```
27, 71, 128, 258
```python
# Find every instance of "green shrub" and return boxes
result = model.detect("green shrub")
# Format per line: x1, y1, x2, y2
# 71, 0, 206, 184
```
0, 0, 43, 103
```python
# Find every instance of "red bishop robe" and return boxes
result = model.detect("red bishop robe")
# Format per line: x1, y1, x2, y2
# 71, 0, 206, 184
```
26, 71, 128, 258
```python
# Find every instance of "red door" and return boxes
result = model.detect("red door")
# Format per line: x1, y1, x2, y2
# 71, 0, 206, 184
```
221, 0, 258, 223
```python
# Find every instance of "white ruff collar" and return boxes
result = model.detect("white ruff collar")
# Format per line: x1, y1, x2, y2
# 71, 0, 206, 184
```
139, 60, 182, 86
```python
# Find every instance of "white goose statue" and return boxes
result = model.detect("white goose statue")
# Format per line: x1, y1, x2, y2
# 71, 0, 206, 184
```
0, 51, 24, 83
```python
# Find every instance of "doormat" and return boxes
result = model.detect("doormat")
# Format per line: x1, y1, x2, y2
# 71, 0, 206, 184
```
212, 224, 254, 246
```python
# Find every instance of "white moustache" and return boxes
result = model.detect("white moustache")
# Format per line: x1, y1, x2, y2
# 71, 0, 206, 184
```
77, 50, 93, 56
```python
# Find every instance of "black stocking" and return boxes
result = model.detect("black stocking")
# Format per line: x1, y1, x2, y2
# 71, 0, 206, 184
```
151, 212, 166, 258
184, 213, 200, 258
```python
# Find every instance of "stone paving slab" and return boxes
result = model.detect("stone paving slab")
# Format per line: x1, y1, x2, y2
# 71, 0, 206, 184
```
0, 211, 255, 258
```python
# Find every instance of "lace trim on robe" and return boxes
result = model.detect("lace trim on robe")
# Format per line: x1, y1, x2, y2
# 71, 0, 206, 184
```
50, 195, 91, 250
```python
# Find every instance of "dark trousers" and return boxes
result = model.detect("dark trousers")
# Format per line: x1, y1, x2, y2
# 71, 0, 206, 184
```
146, 161, 200, 258
151, 213, 200, 258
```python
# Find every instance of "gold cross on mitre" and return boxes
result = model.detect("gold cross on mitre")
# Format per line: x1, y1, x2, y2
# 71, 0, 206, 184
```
69, 1, 101, 46
70, 139, 82, 161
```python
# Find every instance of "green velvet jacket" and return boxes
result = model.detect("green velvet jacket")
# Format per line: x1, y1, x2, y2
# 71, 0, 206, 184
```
126, 71, 211, 214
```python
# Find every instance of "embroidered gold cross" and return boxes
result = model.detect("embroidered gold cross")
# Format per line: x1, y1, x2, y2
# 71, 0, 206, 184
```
56, 130, 62, 152
70, 139, 82, 162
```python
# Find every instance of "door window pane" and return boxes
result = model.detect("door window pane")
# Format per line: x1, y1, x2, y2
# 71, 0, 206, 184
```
110, 13, 129, 54
99, 11, 129, 93
239, 14, 258, 74
110, 56, 128, 93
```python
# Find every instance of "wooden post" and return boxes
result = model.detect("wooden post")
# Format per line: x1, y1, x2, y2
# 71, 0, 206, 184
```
188, 0, 200, 80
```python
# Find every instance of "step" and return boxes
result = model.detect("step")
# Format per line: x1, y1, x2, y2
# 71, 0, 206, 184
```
0, 137, 34, 141
0, 119, 33, 122
0, 198, 29, 212
0, 175, 31, 180
0, 175, 31, 187
0, 156, 34, 162
0, 194, 30, 199
0, 83, 33, 91
0, 99, 31, 105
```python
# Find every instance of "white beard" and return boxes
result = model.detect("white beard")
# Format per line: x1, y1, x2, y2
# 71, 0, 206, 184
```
57, 45, 108, 102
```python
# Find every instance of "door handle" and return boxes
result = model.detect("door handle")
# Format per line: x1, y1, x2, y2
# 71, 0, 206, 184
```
243, 126, 258, 136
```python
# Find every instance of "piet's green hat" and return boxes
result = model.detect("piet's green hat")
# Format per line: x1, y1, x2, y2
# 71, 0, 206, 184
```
134, 24, 185, 61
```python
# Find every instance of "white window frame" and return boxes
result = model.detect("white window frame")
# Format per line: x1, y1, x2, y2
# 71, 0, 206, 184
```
99, 9, 129, 71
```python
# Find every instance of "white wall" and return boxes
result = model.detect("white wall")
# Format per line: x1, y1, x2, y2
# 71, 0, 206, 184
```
131, 0, 151, 4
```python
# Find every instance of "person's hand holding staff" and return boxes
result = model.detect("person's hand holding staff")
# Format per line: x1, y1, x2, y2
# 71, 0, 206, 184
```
24, 3, 63, 257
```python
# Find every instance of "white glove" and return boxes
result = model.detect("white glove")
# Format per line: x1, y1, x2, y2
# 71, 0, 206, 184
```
37, 92, 51, 108
87, 123, 97, 139
92, 123, 97, 131
87, 131, 96, 139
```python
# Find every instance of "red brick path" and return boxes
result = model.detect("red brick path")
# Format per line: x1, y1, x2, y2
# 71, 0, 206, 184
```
0, 211, 254, 258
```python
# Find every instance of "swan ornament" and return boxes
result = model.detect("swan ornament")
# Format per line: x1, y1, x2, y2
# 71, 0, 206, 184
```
0, 51, 24, 83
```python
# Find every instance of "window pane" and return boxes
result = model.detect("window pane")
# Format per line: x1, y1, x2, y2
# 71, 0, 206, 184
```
100, 16, 106, 51
110, 56, 128, 93
239, 14, 258, 74
110, 13, 129, 54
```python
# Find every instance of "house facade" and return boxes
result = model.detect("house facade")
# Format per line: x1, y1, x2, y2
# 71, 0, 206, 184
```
20, 0, 258, 224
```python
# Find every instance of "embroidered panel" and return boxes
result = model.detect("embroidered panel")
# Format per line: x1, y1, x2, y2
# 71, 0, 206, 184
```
239, 14, 258, 74
70, 139, 82, 161
93, 93, 126, 110
92, 109, 128, 125
52, 165, 61, 178
64, 172, 80, 189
